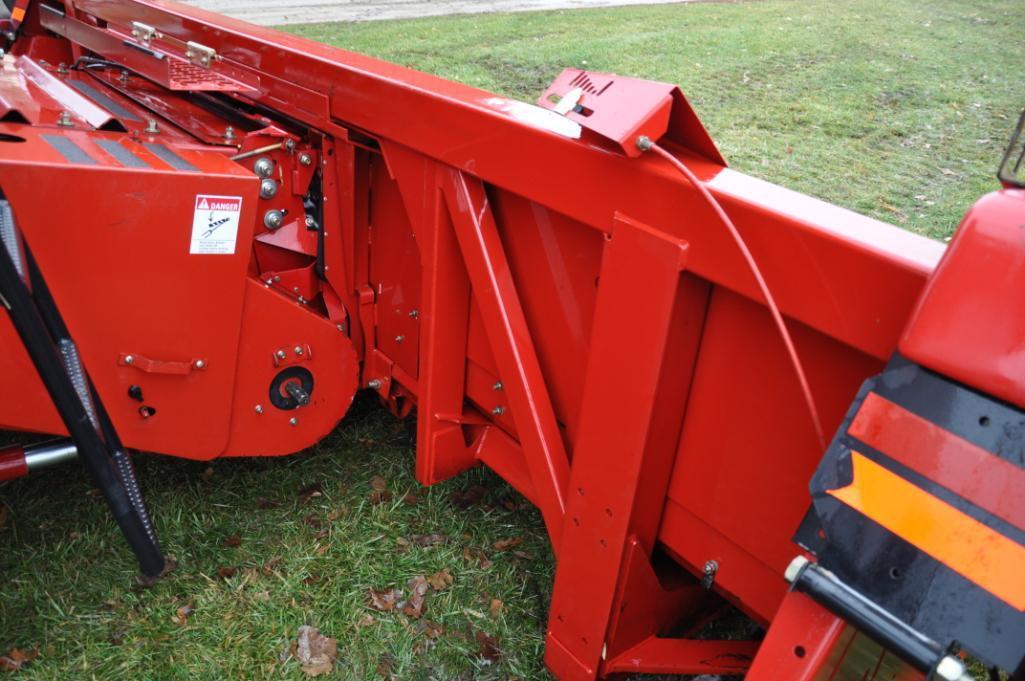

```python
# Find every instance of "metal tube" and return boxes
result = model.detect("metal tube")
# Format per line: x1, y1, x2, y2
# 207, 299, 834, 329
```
785, 557, 974, 681
229, 141, 284, 162
24, 439, 77, 471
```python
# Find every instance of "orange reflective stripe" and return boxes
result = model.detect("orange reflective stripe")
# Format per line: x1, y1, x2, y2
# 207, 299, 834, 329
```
11, 6, 25, 21
828, 452, 1025, 611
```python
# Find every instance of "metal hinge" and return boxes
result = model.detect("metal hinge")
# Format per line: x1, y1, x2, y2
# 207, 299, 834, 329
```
130, 21, 160, 44
185, 41, 217, 68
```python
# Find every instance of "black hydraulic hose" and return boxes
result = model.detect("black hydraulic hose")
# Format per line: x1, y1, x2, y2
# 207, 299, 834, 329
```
0, 193, 164, 577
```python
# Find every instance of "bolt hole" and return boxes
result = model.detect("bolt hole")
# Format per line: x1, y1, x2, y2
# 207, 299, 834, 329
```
604, 508, 613, 517
577, 487, 585, 496
572, 517, 580, 527
794, 645, 806, 658
603, 232, 612, 241
599, 538, 608, 548
889, 566, 902, 580
979, 416, 991, 427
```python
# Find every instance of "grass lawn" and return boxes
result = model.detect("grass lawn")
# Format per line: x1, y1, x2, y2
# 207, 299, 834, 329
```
1, 0, 1023, 679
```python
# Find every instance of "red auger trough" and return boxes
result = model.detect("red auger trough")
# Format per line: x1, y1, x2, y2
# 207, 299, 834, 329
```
0, 0, 1023, 678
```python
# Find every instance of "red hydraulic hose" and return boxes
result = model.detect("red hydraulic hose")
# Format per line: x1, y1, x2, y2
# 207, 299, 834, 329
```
642, 139, 827, 452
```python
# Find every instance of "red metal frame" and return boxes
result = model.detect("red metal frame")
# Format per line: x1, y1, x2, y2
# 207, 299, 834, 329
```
0, 0, 963, 677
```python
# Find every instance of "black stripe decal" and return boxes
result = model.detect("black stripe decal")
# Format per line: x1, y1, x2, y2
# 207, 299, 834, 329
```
143, 143, 198, 172
66, 80, 142, 122
95, 140, 148, 168
41, 135, 96, 165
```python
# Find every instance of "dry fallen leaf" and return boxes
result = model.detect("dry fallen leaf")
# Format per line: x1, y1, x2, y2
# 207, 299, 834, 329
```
256, 497, 283, 509
402, 493, 419, 506
303, 575, 321, 586
368, 490, 392, 505
369, 475, 387, 492
489, 598, 503, 618
492, 537, 523, 552
462, 547, 493, 569
222, 534, 242, 548
262, 556, 283, 576
303, 514, 324, 529
476, 631, 502, 663
356, 614, 376, 628
0, 647, 38, 671
298, 482, 323, 504
450, 485, 487, 509
426, 568, 453, 591
420, 620, 443, 639
173, 604, 195, 626
410, 533, 446, 547
375, 653, 394, 678
217, 566, 237, 579
367, 587, 404, 612
401, 576, 429, 619
292, 625, 338, 677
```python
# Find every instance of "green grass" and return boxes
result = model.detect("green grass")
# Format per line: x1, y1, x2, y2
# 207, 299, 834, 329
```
2, 0, 1023, 678
291, 0, 1024, 239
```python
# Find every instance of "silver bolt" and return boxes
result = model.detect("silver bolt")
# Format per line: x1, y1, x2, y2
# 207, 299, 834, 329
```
276, 350, 287, 360
57, 62, 69, 74
119, 70, 130, 83
289, 417, 298, 426
336, 324, 346, 332
144, 118, 159, 134
124, 355, 134, 365
293, 286, 300, 294
253, 157, 274, 178
263, 210, 284, 231
259, 178, 278, 199
273, 275, 281, 283
368, 379, 382, 390
491, 406, 506, 416
255, 405, 264, 414
284, 139, 296, 152
408, 309, 419, 319
293, 345, 303, 356
265, 278, 273, 286
636, 135, 654, 152
194, 359, 206, 369
299, 153, 312, 166
57, 111, 73, 127
395, 335, 404, 343
304, 215, 316, 228
224, 126, 236, 142
703, 559, 718, 575
493, 381, 503, 391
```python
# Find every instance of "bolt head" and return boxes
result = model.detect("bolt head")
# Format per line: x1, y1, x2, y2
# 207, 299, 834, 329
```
395, 335, 404, 343
491, 405, 506, 416
636, 135, 654, 152
253, 157, 274, 178
294, 345, 303, 355
259, 178, 278, 199
368, 378, 382, 390
299, 153, 312, 166
124, 355, 134, 365
492, 381, 503, 391
703, 560, 718, 575
289, 417, 298, 426
194, 359, 206, 369
276, 350, 287, 359
263, 210, 284, 230
255, 405, 264, 414
304, 215, 316, 228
